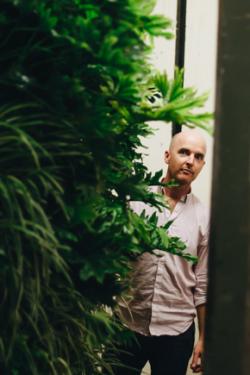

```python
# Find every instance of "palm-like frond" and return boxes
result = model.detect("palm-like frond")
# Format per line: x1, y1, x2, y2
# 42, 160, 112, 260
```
139, 69, 213, 134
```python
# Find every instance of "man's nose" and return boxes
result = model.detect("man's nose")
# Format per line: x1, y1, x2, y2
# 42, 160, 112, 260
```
186, 154, 194, 164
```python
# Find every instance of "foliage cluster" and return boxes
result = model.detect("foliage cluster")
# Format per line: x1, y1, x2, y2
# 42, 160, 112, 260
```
0, 0, 211, 373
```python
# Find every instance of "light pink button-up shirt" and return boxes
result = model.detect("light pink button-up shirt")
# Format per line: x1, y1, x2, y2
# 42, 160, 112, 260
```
118, 186, 209, 336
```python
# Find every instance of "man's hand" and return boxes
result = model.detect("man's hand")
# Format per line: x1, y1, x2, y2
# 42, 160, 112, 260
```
191, 303, 206, 373
190, 339, 204, 373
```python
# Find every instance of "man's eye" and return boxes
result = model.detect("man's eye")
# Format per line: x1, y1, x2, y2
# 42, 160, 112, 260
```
195, 154, 204, 161
179, 149, 189, 155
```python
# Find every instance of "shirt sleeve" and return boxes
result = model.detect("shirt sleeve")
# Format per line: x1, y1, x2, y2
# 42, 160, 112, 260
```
193, 223, 209, 307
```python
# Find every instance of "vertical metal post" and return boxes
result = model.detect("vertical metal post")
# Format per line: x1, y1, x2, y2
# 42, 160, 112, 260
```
204, 1, 250, 374
172, 0, 187, 136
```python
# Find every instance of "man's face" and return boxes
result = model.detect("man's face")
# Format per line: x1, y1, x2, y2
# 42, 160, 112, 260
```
165, 133, 206, 185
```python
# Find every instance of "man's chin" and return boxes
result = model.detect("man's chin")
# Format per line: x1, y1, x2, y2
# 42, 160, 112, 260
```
175, 176, 193, 185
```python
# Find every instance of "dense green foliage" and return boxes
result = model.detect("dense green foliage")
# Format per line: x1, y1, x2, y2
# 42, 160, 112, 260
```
0, 0, 211, 374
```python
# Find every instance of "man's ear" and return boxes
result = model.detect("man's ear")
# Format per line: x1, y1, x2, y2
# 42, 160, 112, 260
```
164, 150, 170, 164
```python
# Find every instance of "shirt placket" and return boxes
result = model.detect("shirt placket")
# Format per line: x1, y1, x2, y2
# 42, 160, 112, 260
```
148, 200, 187, 335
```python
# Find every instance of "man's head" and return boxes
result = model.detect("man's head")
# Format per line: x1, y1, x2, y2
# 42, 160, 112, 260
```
164, 130, 206, 186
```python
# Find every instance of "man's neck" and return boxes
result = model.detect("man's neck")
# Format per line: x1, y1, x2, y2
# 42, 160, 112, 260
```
162, 177, 191, 201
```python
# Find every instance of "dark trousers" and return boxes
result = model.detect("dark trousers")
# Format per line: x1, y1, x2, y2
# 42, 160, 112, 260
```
107, 323, 194, 375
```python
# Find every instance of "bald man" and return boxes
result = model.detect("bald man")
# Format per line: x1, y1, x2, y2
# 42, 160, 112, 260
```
114, 130, 209, 375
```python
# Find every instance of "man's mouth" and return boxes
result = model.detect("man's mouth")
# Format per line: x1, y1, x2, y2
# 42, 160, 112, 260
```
180, 168, 194, 175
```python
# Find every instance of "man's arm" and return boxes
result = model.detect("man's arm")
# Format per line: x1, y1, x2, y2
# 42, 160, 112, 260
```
190, 303, 206, 373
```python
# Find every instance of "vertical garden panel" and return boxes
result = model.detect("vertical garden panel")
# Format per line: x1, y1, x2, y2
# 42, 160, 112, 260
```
205, 1, 250, 374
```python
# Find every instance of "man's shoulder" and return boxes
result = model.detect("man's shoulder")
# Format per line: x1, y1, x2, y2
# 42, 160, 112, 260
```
189, 193, 209, 227
189, 192, 207, 209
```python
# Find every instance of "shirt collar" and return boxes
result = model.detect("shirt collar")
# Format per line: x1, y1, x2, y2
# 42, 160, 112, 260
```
159, 186, 191, 204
